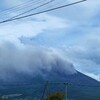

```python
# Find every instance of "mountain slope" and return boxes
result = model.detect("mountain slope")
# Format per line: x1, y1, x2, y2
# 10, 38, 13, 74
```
0, 57, 100, 100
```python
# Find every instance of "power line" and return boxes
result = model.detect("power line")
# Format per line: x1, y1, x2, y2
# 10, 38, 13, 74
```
0, 0, 87, 24
11, 0, 67, 19
0, 81, 100, 88
0, 0, 56, 20
0, 0, 36, 12
71, 83, 100, 87
41, 0, 68, 13
9, 0, 56, 20
49, 82, 100, 87
0, 0, 45, 16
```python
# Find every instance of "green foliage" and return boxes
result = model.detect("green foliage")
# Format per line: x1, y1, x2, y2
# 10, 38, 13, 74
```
0, 96, 2, 100
46, 92, 64, 100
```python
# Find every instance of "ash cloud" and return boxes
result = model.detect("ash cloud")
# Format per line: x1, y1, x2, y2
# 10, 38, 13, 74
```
0, 42, 76, 81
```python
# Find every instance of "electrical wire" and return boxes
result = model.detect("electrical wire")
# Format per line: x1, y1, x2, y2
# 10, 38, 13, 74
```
0, 0, 45, 16
41, 0, 68, 14
1, 80, 100, 88
9, 0, 56, 20
0, 0, 87, 24
49, 82, 100, 87
0, 0, 37, 12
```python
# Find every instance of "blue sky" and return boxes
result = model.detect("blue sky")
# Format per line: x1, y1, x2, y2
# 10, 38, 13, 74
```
0, 0, 100, 80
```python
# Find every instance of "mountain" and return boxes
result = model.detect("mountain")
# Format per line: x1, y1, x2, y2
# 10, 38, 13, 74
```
0, 59, 100, 100
2, 60, 98, 86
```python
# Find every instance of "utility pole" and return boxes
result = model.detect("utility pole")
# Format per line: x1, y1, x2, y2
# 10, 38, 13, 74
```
41, 81, 49, 100
64, 83, 68, 100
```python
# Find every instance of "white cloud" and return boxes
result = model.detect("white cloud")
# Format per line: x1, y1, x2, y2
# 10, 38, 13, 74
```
0, 13, 68, 45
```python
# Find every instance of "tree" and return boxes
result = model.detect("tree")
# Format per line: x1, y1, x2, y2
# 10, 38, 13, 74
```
46, 92, 64, 100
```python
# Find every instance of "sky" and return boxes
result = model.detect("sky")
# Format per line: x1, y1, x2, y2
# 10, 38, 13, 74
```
0, 0, 100, 81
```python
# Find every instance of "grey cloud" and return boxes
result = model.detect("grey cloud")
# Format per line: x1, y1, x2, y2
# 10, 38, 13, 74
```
0, 42, 76, 81
62, 39, 100, 74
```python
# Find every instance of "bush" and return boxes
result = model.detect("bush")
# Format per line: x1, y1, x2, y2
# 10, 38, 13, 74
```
46, 92, 64, 100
